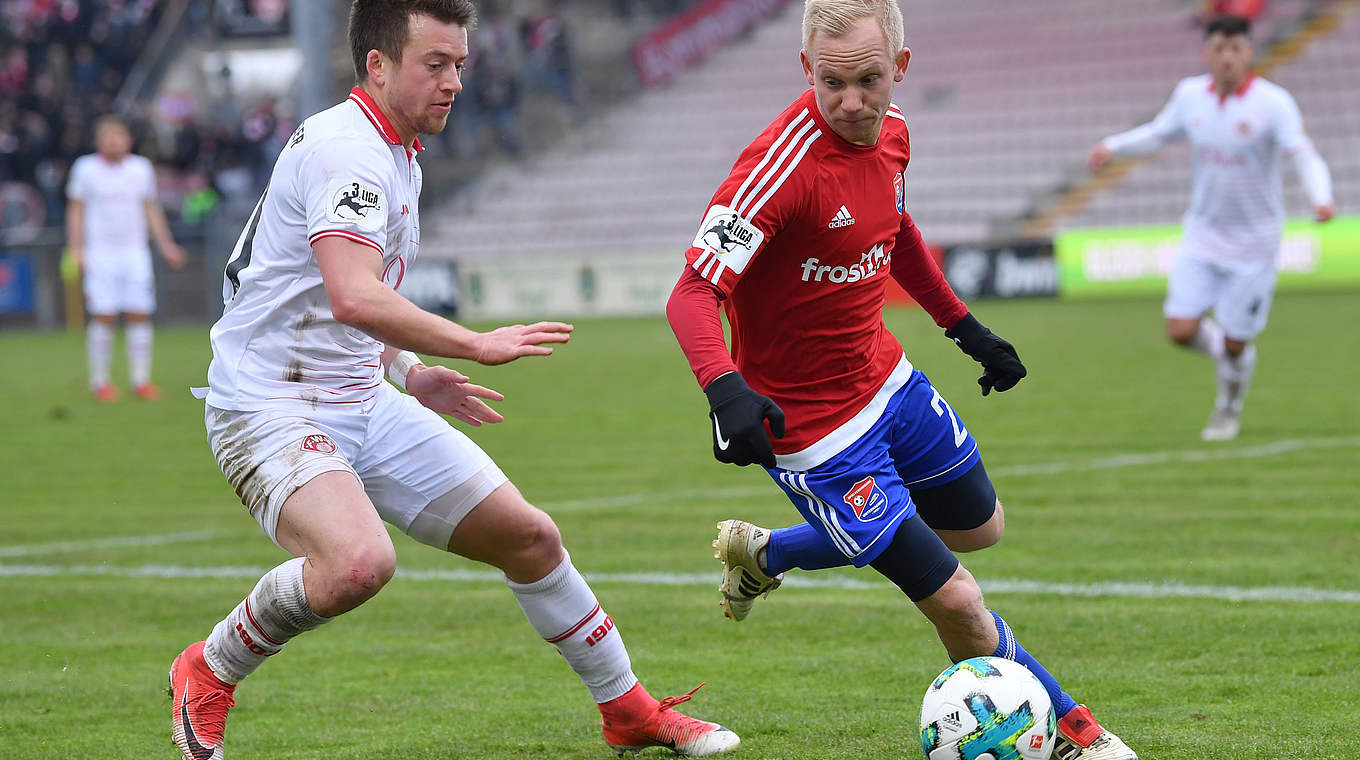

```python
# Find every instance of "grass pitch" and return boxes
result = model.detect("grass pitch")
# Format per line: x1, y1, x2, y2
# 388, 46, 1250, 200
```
2, 291, 1358, 759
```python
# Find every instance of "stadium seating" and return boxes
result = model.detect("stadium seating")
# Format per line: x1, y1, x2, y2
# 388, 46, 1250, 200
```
426, 0, 1351, 260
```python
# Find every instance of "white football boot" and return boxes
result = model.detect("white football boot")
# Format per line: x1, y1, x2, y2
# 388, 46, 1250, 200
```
712, 520, 782, 621
1200, 406, 1241, 441
1053, 705, 1137, 760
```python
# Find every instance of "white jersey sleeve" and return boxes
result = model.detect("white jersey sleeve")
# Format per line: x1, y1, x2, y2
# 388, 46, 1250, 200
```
66, 156, 90, 201
1272, 90, 1333, 208
301, 138, 395, 256
1104, 78, 1192, 156
137, 156, 157, 202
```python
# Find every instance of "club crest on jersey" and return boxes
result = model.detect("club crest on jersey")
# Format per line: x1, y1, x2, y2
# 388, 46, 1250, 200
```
895, 170, 905, 214
301, 434, 337, 454
327, 179, 385, 232
843, 475, 888, 521
692, 204, 764, 274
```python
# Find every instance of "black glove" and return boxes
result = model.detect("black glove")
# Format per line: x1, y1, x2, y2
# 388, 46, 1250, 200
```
945, 313, 1027, 396
703, 372, 786, 467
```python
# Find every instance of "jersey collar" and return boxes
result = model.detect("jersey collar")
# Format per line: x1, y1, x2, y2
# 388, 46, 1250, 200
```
1208, 72, 1255, 103
348, 86, 425, 153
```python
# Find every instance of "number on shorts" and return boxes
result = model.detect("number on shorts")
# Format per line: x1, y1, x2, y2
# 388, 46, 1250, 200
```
930, 388, 968, 447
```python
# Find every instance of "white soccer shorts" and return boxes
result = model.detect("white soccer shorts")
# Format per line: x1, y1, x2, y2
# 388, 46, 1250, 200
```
1163, 252, 1277, 341
205, 383, 507, 550
82, 251, 155, 316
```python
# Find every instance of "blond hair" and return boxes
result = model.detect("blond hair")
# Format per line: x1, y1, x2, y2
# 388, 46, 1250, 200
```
802, 0, 904, 58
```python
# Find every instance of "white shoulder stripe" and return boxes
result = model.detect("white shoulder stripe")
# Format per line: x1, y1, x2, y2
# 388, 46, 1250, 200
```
700, 255, 719, 280
730, 109, 811, 213
885, 109, 906, 123
737, 119, 817, 217
708, 260, 727, 285
745, 129, 821, 220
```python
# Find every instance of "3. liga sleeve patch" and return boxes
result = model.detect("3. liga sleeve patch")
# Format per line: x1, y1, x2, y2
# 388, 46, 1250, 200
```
692, 204, 764, 275
326, 179, 386, 232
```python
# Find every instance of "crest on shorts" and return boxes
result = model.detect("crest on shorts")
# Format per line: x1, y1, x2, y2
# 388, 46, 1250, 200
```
843, 475, 888, 521
301, 434, 337, 454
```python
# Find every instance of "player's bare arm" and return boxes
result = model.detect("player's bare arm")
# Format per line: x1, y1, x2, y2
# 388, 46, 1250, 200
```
144, 199, 187, 269
313, 235, 573, 364
64, 198, 85, 270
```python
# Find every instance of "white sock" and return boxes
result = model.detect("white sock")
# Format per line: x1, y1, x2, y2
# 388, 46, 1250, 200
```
506, 551, 638, 703
87, 321, 113, 390
126, 321, 153, 388
203, 557, 330, 684
1216, 344, 1257, 414
1188, 317, 1226, 360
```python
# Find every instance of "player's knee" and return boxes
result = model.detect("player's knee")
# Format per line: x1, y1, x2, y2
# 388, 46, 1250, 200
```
930, 568, 986, 621
1224, 338, 1248, 357
498, 506, 564, 576
1166, 321, 1198, 345
326, 542, 397, 607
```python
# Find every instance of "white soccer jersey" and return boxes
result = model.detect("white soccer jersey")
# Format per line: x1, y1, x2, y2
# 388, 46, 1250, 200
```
206, 87, 424, 411
1103, 73, 1332, 265
65, 153, 156, 256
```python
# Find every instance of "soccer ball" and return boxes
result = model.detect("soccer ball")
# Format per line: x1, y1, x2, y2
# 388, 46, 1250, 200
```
918, 656, 1056, 760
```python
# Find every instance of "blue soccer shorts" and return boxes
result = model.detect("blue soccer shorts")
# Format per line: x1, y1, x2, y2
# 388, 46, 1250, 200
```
766, 368, 981, 567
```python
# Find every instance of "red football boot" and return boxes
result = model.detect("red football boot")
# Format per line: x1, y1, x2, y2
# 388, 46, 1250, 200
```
600, 682, 740, 756
133, 383, 163, 401
169, 641, 236, 760
1054, 704, 1137, 760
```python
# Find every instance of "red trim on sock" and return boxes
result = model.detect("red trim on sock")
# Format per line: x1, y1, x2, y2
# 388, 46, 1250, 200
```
546, 603, 602, 644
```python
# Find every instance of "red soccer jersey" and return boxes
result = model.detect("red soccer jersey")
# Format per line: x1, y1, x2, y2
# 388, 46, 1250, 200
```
669, 89, 966, 456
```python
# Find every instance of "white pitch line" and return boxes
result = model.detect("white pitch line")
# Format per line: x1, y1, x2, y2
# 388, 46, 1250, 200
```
992, 435, 1360, 477
2, 562, 1358, 604
0, 531, 223, 559
540, 435, 1360, 512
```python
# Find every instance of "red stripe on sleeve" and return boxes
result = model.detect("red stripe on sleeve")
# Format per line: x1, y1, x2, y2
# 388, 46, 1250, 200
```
890, 215, 967, 329
309, 230, 384, 256
667, 268, 737, 389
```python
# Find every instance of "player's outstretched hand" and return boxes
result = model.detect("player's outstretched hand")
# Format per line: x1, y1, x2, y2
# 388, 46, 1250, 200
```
1087, 143, 1113, 173
1316, 203, 1336, 223
406, 364, 505, 426
475, 322, 574, 365
945, 313, 1027, 396
704, 372, 786, 468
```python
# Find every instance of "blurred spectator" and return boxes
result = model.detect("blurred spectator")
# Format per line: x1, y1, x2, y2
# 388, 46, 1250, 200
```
520, 9, 579, 118
1200, 0, 1265, 24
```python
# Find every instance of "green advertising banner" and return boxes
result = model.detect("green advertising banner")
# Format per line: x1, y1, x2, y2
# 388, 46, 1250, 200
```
1055, 217, 1360, 298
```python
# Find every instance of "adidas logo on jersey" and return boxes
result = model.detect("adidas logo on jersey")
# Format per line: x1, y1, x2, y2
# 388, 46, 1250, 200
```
828, 205, 855, 229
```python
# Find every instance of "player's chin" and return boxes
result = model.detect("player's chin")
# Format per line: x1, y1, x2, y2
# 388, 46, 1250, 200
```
420, 112, 452, 135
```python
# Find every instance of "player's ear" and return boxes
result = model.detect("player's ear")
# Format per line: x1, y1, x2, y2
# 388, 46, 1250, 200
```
894, 47, 911, 82
800, 49, 814, 86
366, 49, 386, 87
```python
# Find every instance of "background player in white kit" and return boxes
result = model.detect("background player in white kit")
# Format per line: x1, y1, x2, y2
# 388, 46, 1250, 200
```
65, 115, 187, 402
167, 2, 738, 758
1088, 13, 1334, 440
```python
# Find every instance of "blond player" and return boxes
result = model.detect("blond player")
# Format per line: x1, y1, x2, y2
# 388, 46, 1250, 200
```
1089, 14, 1334, 440
167, 2, 738, 758
65, 116, 187, 401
